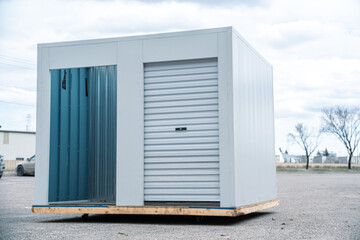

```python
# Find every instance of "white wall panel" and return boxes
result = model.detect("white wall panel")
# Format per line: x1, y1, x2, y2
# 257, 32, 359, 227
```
50, 42, 117, 69
232, 30, 276, 207
34, 46, 50, 205
116, 40, 144, 206
143, 33, 217, 63
217, 30, 236, 207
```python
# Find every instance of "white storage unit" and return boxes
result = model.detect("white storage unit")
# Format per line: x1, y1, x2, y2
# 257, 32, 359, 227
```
34, 27, 276, 210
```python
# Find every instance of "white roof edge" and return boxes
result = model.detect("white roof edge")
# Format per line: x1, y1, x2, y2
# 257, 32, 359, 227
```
0, 130, 36, 134
38, 26, 233, 48
231, 27, 272, 67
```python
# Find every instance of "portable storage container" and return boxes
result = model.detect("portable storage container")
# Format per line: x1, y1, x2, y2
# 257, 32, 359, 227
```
33, 27, 278, 217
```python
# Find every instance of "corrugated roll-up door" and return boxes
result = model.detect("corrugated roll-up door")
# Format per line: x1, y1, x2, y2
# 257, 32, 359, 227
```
144, 58, 220, 203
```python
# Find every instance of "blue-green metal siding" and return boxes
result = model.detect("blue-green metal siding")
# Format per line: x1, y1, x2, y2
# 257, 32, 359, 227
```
49, 68, 89, 202
78, 68, 89, 199
49, 66, 116, 203
88, 66, 117, 202
49, 70, 60, 202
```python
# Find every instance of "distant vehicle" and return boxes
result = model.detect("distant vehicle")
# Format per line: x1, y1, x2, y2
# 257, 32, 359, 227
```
0, 155, 5, 178
16, 155, 35, 176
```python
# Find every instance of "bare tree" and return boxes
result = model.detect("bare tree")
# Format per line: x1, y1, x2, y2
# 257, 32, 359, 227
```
288, 123, 319, 169
321, 106, 360, 169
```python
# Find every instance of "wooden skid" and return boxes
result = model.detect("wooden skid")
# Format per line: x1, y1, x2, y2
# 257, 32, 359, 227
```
33, 199, 279, 217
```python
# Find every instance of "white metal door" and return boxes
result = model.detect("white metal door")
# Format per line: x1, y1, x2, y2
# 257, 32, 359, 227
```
144, 58, 220, 202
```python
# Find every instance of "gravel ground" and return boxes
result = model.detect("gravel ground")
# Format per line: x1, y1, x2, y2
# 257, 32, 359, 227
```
0, 171, 359, 240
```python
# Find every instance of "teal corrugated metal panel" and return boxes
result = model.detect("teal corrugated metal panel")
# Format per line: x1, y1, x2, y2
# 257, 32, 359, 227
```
88, 69, 95, 200
49, 66, 115, 203
49, 67, 90, 202
49, 70, 60, 202
107, 66, 117, 201
78, 68, 88, 200
109, 66, 117, 201
69, 68, 79, 200
88, 66, 116, 203
59, 69, 70, 201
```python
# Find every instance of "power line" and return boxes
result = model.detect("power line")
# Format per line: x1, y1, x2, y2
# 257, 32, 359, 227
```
0, 54, 35, 65
0, 61, 35, 70
0, 54, 36, 71
0, 100, 35, 107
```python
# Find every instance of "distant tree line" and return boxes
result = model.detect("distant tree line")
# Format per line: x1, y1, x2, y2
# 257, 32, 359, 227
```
287, 106, 360, 169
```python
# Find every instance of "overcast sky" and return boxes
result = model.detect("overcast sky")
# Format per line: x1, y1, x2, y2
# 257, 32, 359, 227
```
0, 0, 359, 156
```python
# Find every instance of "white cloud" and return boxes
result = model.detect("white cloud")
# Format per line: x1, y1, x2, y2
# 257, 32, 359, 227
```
0, 86, 36, 106
0, 0, 359, 155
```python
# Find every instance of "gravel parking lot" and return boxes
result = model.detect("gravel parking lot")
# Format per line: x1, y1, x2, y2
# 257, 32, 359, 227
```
0, 171, 359, 240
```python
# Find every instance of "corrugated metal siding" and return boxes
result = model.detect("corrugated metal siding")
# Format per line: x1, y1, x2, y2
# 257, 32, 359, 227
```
49, 66, 116, 203
232, 32, 276, 206
49, 68, 89, 202
144, 58, 220, 202
88, 66, 117, 203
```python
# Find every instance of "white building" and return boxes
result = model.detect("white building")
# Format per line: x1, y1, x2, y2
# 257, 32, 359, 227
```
0, 130, 36, 160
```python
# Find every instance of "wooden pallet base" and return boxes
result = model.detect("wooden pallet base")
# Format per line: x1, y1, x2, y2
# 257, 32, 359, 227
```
32, 199, 279, 217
